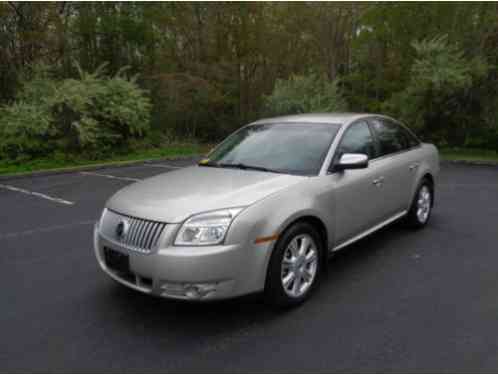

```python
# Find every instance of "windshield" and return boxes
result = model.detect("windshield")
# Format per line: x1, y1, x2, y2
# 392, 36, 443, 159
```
203, 122, 341, 176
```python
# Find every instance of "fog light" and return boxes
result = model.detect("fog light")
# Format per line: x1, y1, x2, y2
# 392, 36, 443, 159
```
193, 283, 217, 297
160, 282, 217, 299
185, 286, 200, 299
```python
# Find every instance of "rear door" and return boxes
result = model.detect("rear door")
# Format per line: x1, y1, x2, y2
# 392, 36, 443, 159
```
368, 117, 421, 218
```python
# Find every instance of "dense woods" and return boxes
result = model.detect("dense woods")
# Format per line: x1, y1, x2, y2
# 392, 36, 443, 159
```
1, 2, 498, 162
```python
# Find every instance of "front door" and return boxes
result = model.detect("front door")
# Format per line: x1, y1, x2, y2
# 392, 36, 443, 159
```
328, 120, 385, 245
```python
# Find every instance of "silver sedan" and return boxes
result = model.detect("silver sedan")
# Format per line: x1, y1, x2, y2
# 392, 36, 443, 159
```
94, 113, 439, 306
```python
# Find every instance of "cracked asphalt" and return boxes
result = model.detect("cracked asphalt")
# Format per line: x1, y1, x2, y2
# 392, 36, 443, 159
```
1, 159, 497, 372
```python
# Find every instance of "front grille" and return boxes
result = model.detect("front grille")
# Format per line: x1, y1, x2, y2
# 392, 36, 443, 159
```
102, 209, 167, 254
120, 216, 166, 252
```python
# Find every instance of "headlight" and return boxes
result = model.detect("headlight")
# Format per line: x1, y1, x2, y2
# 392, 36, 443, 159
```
174, 207, 245, 246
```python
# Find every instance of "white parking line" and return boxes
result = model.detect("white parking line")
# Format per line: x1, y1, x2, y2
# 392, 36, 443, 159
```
0, 220, 94, 240
143, 163, 185, 169
0, 184, 74, 205
79, 171, 140, 182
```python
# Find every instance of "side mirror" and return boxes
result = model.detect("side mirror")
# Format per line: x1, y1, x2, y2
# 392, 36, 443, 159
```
334, 153, 369, 172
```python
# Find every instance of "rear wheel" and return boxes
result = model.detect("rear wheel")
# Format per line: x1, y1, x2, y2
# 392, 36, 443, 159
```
405, 178, 433, 228
264, 222, 322, 307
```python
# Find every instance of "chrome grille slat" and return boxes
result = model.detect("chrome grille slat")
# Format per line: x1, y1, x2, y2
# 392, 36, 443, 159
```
137, 221, 147, 249
152, 224, 162, 247
127, 218, 137, 244
143, 222, 156, 248
146, 222, 156, 248
130, 220, 139, 247
130, 218, 139, 245
103, 210, 167, 254
140, 222, 152, 249
153, 224, 166, 247
138, 220, 148, 248
132, 220, 145, 248
129, 219, 140, 247
146, 223, 159, 249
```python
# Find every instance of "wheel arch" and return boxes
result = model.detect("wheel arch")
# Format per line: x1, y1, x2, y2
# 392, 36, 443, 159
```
421, 172, 435, 207
276, 214, 330, 270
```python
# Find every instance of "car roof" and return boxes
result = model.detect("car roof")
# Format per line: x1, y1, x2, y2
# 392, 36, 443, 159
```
250, 113, 380, 126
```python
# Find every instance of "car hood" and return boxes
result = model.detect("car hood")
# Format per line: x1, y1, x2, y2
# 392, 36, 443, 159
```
106, 166, 306, 223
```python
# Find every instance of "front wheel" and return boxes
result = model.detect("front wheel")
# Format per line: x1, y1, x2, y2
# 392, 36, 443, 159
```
405, 179, 433, 228
264, 222, 323, 307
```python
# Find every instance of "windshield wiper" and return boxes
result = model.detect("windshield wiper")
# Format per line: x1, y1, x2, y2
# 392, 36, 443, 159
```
217, 163, 283, 174
199, 160, 284, 174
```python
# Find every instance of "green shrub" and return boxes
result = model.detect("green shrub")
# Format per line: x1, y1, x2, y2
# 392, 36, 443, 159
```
383, 35, 488, 146
0, 102, 56, 161
51, 64, 151, 156
264, 74, 347, 116
0, 64, 151, 161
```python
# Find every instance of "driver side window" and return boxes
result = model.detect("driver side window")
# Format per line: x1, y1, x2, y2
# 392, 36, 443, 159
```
337, 121, 376, 159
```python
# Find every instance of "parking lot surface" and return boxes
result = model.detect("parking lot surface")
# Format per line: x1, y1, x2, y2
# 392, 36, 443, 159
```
1, 159, 497, 372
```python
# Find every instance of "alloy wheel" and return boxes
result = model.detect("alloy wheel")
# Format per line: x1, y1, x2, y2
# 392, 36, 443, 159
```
416, 185, 431, 223
280, 234, 318, 298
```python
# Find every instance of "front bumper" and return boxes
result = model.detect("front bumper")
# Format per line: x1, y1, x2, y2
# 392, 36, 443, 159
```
94, 223, 271, 300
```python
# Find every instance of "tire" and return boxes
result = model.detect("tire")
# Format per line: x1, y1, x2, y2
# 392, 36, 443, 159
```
264, 221, 323, 308
405, 178, 433, 229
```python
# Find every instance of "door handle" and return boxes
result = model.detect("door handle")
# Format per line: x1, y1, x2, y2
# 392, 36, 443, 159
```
409, 163, 420, 171
372, 176, 385, 186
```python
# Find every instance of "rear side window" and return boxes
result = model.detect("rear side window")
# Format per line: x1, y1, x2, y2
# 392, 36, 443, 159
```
401, 125, 421, 148
336, 121, 376, 159
370, 118, 416, 156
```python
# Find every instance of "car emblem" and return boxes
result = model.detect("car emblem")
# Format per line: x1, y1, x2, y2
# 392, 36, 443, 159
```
116, 219, 130, 240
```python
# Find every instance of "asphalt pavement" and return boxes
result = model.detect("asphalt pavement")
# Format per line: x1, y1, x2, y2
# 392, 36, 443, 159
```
1, 159, 497, 372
